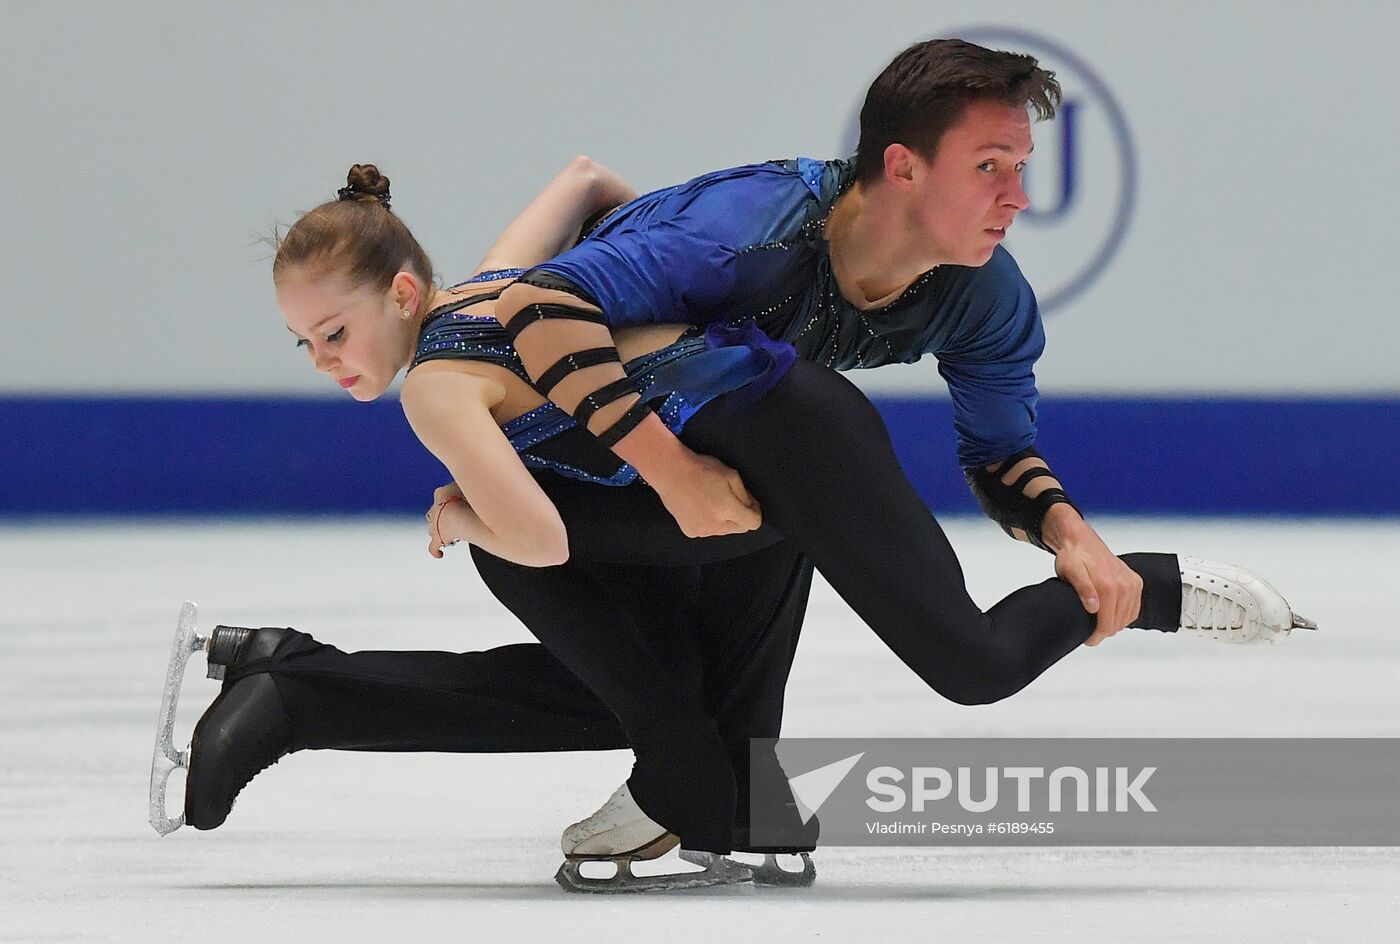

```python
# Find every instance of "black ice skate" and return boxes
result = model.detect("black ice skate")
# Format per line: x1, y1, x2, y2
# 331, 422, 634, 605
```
148, 603, 292, 835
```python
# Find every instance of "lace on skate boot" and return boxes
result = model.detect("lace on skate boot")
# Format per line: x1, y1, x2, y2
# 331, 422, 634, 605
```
1178, 557, 1318, 645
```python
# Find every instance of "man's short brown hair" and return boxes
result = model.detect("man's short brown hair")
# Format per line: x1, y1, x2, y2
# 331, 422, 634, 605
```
854, 39, 1061, 185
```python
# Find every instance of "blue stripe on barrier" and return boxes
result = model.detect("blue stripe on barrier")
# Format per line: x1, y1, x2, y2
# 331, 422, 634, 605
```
1, 397, 435, 515
876, 397, 1400, 517
2, 396, 1397, 516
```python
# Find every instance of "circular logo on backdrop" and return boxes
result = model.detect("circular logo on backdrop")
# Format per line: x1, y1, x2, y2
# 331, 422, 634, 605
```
841, 29, 1137, 315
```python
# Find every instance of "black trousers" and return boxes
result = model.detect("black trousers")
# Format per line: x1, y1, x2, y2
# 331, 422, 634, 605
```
236, 536, 812, 853
235, 360, 1182, 852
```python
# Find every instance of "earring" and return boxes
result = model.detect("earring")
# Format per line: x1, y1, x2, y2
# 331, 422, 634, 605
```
401, 307, 412, 320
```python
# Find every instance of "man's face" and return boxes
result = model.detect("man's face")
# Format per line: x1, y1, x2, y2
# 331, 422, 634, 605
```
907, 99, 1034, 267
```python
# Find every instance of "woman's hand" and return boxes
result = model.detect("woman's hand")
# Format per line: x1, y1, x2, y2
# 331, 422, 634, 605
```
426, 482, 466, 558
649, 451, 762, 538
608, 413, 762, 538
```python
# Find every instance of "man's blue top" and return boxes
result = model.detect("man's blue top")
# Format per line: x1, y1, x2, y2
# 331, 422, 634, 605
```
531, 158, 1045, 468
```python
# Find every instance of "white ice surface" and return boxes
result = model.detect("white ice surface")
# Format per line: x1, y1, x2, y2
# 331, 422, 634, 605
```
1, 518, 1398, 942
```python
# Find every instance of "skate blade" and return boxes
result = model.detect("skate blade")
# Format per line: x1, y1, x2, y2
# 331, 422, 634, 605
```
1291, 612, 1318, 631
746, 852, 816, 888
556, 851, 753, 894
149, 602, 208, 836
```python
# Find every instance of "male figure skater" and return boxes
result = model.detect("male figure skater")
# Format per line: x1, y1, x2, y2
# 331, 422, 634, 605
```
498, 40, 1133, 640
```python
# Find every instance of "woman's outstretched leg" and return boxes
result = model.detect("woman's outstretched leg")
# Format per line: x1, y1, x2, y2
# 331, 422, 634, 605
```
183, 626, 629, 831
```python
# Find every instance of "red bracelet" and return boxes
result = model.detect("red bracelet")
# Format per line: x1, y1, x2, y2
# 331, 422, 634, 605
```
433, 496, 462, 543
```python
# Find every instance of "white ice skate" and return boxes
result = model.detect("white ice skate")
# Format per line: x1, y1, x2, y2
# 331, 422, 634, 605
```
555, 783, 753, 893
149, 601, 211, 835
1178, 557, 1318, 644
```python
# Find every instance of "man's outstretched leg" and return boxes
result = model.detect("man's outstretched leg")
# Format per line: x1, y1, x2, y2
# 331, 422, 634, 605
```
678, 360, 1316, 705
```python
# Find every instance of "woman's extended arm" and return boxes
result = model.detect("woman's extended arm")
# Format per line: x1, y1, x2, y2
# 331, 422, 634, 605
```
401, 365, 570, 567
472, 156, 639, 275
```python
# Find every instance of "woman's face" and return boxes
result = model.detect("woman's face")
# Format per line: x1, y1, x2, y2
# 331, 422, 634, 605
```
278, 268, 418, 401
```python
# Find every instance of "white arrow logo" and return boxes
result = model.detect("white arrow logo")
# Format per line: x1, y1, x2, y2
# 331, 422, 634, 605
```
787, 751, 866, 824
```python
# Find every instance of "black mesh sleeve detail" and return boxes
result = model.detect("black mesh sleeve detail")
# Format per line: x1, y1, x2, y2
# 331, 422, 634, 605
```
964, 446, 1078, 553
573, 377, 642, 429
1011, 466, 1056, 492
514, 270, 602, 307
594, 401, 653, 449
576, 204, 623, 245
535, 347, 624, 397
502, 302, 607, 343
1031, 487, 1070, 511
990, 452, 1025, 478
455, 290, 503, 308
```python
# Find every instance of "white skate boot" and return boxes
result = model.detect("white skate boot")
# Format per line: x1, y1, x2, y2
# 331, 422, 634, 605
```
555, 783, 752, 893
1178, 557, 1318, 644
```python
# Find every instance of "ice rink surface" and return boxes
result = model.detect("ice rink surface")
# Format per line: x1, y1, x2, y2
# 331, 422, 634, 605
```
2, 518, 1398, 942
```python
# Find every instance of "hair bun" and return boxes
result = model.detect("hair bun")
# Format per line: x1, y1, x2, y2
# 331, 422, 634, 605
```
337, 163, 392, 209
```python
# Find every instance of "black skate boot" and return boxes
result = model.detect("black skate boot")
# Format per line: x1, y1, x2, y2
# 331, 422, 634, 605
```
183, 626, 295, 830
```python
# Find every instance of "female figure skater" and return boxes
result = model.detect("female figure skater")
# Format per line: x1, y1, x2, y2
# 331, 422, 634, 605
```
162, 159, 1311, 893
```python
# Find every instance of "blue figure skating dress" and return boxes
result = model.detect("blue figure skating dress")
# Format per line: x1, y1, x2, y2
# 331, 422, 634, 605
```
411, 269, 794, 486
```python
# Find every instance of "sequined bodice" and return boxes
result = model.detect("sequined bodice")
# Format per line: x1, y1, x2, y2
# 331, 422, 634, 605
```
411, 268, 531, 381
408, 268, 673, 486
406, 269, 792, 486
